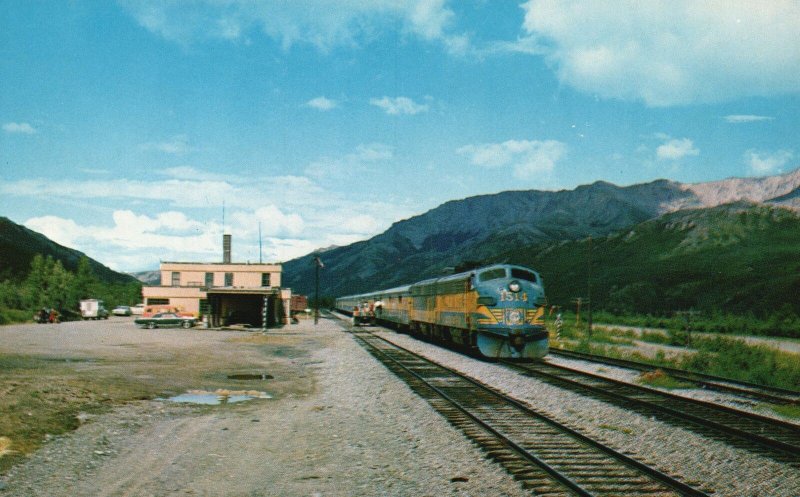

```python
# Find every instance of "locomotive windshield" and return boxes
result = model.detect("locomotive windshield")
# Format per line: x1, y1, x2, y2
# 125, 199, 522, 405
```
511, 268, 538, 284
478, 268, 506, 282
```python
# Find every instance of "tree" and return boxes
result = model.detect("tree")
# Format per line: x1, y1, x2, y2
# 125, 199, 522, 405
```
22, 255, 74, 311
70, 257, 97, 306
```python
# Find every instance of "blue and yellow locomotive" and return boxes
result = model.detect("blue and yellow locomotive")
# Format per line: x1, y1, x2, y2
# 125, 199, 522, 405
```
335, 264, 548, 359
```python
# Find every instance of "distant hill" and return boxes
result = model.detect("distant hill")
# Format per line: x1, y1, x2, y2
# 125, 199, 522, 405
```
496, 202, 800, 316
0, 217, 137, 284
282, 168, 800, 317
283, 179, 694, 296
130, 270, 161, 286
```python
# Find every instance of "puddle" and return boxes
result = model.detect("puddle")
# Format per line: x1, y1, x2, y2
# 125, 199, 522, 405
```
163, 389, 273, 405
227, 373, 274, 380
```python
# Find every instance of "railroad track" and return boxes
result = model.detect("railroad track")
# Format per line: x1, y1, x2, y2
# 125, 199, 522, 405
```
352, 330, 711, 496
549, 348, 800, 406
504, 359, 800, 464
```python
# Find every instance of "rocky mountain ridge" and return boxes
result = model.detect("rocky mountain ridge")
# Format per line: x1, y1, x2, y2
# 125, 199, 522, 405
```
680, 168, 800, 209
282, 168, 800, 298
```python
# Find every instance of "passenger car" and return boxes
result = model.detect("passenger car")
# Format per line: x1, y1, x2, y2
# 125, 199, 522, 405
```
134, 312, 196, 329
112, 305, 132, 316
335, 263, 548, 359
131, 304, 145, 315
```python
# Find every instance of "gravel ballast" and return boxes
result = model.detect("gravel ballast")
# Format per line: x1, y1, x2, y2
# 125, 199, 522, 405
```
376, 329, 800, 497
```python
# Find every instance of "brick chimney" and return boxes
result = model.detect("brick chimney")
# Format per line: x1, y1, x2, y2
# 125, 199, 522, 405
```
223, 234, 232, 263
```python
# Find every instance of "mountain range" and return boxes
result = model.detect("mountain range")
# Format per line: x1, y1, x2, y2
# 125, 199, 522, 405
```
3, 168, 799, 318
282, 168, 800, 316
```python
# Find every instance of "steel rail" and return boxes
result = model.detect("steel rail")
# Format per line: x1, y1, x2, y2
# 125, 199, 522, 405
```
354, 331, 710, 497
504, 360, 800, 463
549, 348, 800, 405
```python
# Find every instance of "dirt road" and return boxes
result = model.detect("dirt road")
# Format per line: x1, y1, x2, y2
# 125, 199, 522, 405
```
0, 317, 526, 496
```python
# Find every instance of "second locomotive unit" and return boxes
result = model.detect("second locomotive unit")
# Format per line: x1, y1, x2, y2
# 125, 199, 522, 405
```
336, 264, 549, 359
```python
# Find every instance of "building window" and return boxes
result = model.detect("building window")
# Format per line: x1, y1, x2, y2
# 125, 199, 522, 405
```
147, 298, 170, 305
171, 272, 180, 286
205, 272, 214, 287
261, 273, 271, 287
199, 299, 210, 316
224, 272, 233, 286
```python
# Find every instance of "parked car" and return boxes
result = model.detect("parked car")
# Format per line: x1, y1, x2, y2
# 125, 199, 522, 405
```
131, 304, 145, 315
112, 305, 132, 316
79, 299, 109, 320
33, 308, 59, 323
135, 312, 196, 329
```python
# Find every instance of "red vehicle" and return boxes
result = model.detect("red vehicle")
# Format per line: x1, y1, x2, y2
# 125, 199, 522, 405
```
142, 305, 194, 319
352, 302, 375, 326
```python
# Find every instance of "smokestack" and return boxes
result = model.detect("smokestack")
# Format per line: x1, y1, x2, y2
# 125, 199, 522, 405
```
223, 234, 232, 263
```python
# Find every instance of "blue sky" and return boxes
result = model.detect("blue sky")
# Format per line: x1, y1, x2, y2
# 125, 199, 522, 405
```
2, 1, 799, 272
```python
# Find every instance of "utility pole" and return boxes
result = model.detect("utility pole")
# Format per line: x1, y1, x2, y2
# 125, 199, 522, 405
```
587, 236, 593, 336
675, 309, 700, 347
571, 297, 589, 328
313, 256, 324, 325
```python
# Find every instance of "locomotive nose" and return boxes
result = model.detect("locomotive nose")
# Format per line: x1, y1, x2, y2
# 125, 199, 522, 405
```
510, 330, 525, 349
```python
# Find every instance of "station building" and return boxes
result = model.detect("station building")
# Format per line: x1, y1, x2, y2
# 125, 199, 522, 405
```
141, 234, 292, 328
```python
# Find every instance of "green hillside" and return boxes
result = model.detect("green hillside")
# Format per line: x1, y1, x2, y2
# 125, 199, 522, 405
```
497, 203, 800, 319
283, 179, 692, 296
0, 217, 136, 284
0, 217, 141, 322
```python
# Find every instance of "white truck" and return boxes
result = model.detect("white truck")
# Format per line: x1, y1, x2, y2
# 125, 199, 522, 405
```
79, 299, 109, 320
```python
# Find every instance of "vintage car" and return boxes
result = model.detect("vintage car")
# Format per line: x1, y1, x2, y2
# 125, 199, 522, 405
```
112, 305, 132, 316
134, 312, 196, 329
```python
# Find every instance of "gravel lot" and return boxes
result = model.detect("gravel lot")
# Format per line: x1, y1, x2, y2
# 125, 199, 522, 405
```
1, 317, 528, 497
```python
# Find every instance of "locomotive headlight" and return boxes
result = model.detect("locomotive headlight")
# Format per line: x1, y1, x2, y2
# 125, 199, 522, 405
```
508, 280, 521, 293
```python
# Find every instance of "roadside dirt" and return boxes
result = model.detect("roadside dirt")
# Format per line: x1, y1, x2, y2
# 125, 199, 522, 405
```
0, 317, 528, 496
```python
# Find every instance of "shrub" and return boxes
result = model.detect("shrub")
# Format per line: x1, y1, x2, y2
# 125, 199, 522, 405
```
0, 308, 33, 325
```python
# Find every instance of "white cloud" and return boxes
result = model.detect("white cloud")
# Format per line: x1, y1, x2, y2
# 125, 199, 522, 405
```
305, 143, 393, 179
457, 139, 566, 179
159, 166, 229, 181
24, 211, 221, 271
656, 138, 699, 161
6, 166, 413, 270
3, 122, 36, 134
0, 174, 330, 212
520, 1, 800, 106
370, 96, 429, 115
341, 214, 382, 235
724, 115, 774, 124
304, 96, 338, 111
230, 205, 305, 237
141, 134, 192, 155
745, 149, 793, 175
120, 1, 465, 53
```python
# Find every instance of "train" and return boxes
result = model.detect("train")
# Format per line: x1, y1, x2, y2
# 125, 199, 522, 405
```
335, 263, 549, 359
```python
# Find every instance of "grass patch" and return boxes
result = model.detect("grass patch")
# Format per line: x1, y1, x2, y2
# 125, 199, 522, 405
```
678, 336, 800, 391
563, 331, 800, 393
0, 355, 157, 473
0, 308, 33, 325
763, 404, 800, 420
637, 370, 694, 390
598, 423, 634, 435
